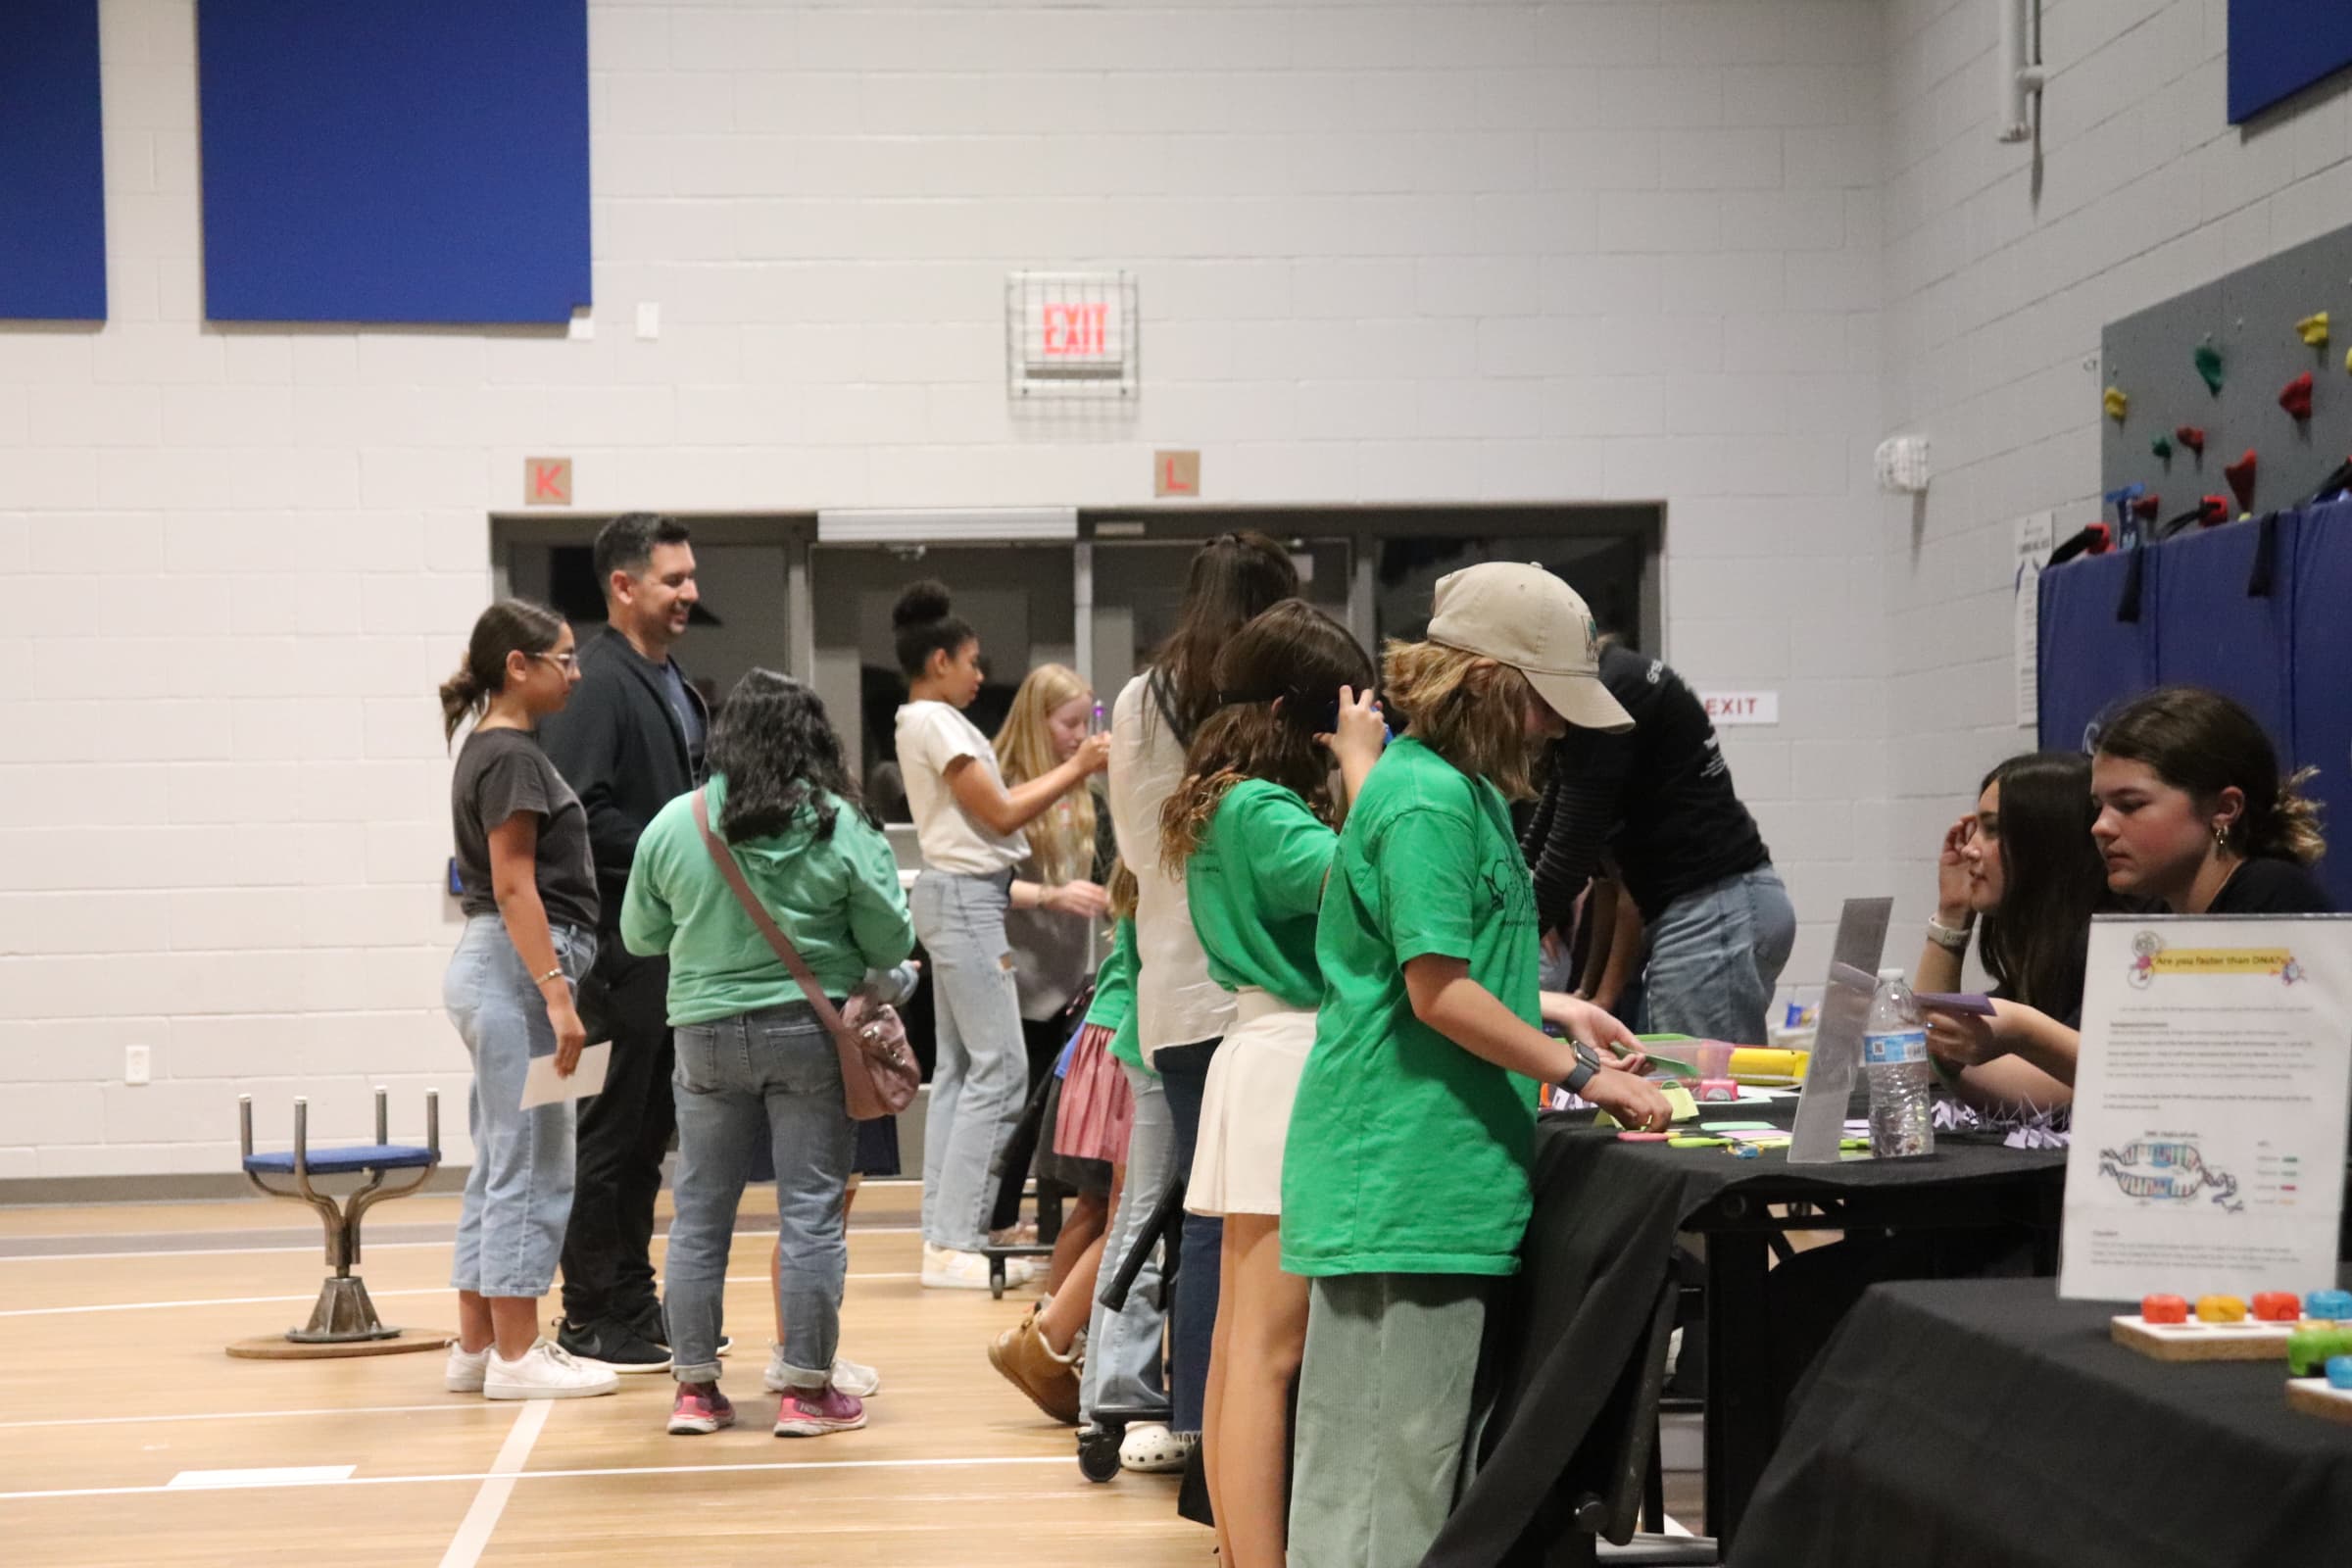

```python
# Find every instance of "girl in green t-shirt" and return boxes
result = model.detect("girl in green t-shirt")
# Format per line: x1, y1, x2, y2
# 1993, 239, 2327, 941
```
1156, 600, 1387, 1568
1283, 563, 1672, 1568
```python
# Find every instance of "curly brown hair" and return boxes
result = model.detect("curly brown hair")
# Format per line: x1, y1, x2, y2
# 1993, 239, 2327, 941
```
1158, 600, 1375, 873
1382, 639, 1544, 800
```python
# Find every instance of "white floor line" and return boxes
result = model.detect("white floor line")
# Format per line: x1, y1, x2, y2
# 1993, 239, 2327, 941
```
0, 1271, 921, 1318
0, 1403, 472, 1431
436, 1400, 551, 1568
0, 1452, 1069, 1503
169, 1464, 355, 1490
1661, 1513, 1693, 1538
0, 1225, 925, 1265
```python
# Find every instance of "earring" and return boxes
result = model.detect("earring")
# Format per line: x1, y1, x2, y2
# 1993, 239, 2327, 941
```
2213, 822, 2230, 850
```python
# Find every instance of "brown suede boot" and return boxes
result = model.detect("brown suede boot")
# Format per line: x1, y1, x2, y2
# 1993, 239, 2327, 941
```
986, 1312, 1084, 1424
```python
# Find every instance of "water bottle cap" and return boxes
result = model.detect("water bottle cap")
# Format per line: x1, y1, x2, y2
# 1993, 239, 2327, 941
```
1877, 967, 1906, 982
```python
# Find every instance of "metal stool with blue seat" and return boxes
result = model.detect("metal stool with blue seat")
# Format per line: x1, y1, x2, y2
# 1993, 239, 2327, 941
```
233, 1087, 443, 1355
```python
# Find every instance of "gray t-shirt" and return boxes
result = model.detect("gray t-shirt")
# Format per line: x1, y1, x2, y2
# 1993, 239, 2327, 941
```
451, 727, 601, 932
661, 659, 707, 776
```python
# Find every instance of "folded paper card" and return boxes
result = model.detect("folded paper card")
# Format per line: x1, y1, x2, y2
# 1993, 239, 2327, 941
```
520, 1043, 610, 1109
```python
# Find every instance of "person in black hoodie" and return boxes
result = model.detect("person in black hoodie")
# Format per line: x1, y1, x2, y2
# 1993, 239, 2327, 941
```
538, 513, 709, 1371
1521, 631, 1794, 1046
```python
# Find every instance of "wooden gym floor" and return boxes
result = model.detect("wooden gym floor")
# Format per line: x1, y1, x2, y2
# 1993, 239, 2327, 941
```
0, 1182, 1213, 1567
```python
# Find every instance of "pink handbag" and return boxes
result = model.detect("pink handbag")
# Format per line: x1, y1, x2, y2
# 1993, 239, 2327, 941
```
691, 790, 918, 1121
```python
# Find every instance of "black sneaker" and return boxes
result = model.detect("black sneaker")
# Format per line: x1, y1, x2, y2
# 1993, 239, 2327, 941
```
555, 1317, 671, 1374
637, 1303, 729, 1357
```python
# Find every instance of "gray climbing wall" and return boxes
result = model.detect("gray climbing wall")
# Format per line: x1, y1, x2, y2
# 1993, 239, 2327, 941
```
2100, 221, 2352, 521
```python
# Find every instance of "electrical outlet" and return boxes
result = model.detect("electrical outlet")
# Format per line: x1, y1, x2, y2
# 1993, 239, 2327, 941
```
124, 1045, 151, 1086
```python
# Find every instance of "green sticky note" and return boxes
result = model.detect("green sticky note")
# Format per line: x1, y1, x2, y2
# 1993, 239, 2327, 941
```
1669, 1136, 1731, 1149
1700, 1121, 1775, 1133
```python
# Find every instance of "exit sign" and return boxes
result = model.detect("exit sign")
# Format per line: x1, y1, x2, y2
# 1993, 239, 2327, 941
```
1007, 271, 1138, 400
1699, 691, 1779, 726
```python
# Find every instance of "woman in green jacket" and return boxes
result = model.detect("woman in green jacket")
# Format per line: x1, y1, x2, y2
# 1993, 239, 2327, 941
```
621, 671, 914, 1442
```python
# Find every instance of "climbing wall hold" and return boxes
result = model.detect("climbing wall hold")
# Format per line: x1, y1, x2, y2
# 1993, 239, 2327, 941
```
2224, 451, 2258, 515
2280, 371, 2315, 420
2175, 425, 2206, 457
2199, 496, 2230, 527
2195, 343, 2225, 395
2130, 494, 2161, 523
2151, 434, 2173, 462
2103, 385, 2130, 420
2299, 312, 2330, 348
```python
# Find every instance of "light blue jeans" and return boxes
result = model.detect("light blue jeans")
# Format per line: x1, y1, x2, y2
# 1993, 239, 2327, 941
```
444, 914, 596, 1299
911, 870, 1029, 1252
1639, 863, 1797, 1047
1080, 1060, 1172, 1422
663, 1003, 853, 1389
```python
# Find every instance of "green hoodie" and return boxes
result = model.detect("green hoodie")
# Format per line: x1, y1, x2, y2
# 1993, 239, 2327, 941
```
621, 776, 915, 1027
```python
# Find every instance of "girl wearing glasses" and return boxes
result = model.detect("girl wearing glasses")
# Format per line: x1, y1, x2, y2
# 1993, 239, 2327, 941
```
436, 600, 619, 1401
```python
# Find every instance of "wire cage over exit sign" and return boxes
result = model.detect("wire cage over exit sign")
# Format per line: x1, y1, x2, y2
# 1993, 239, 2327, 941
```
1006, 270, 1139, 400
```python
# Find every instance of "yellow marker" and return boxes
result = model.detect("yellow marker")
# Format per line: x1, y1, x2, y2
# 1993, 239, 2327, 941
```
2103, 385, 2130, 420
2300, 311, 2330, 347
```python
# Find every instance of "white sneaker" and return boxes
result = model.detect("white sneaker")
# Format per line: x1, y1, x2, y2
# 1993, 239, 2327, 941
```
444, 1343, 489, 1394
764, 1344, 883, 1397
484, 1340, 620, 1400
920, 1242, 1039, 1292
1119, 1422, 1196, 1474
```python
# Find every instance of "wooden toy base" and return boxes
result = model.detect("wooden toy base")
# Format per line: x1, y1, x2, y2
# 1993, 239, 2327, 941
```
225, 1327, 454, 1360
2286, 1379, 2352, 1423
2109, 1314, 2301, 1361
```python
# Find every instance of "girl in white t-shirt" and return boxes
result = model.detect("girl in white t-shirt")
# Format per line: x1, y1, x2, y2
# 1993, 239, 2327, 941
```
891, 581, 1109, 1290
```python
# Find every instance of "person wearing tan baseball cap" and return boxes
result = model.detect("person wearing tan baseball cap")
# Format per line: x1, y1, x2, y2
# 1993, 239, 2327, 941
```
1279, 562, 1666, 1568
1425, 560, 1636, 736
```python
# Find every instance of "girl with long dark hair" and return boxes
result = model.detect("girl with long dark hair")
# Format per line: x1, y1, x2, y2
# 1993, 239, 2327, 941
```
621, 670, 915, 1439
438, 600, 619, 1401
1104, 531, 1298, 1462
1916, 752, 2123, 1108
1158, 600, 1384, 1568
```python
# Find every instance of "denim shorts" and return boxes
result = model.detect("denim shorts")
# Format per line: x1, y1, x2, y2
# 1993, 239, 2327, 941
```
444, 915, 596, 1298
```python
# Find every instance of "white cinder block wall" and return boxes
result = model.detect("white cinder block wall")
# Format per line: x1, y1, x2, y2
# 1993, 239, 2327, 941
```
1880, 0, 2352, 928
10, 0, 1891, 1180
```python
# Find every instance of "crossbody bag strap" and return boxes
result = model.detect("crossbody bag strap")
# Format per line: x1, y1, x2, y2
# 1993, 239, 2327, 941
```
690, 790, 848, 1036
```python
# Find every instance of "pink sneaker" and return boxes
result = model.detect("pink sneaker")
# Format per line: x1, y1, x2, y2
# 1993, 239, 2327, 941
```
668, 1382, 736, 1436
773, 1385, 866, 1438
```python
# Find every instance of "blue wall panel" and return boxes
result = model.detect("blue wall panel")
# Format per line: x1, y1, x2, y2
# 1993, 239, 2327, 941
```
2290, 501, 2352, 911
197, 0, 590, 324
0, 0, 108, 321
2230, 1, 2352, 124
2150, 514, 2298, 755
2036, 549, 2156, 756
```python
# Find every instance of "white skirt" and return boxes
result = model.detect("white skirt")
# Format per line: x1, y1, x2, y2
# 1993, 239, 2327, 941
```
1187, 990, 1317, 1218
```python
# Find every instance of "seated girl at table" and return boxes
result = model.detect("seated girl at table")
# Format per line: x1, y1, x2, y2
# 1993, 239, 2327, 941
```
1156, 600, 1386, 1568
1281, 564, 1669, 1568
1924, 687, 2330, 1083
1915, 751, 2124, 1112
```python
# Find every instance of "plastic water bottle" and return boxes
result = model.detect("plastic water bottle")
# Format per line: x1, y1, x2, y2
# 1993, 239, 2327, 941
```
1861, 967, 1935, 1159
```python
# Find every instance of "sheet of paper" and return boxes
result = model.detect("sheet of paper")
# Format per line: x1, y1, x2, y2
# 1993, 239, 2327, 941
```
2013, 511, 2053, 730
2060, 915, 2352, 1302
520, 1042, 611, 1109
1788, 898, 1892, 1163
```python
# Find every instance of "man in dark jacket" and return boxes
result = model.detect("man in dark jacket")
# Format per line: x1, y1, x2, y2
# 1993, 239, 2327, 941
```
538, 513, 707, 1370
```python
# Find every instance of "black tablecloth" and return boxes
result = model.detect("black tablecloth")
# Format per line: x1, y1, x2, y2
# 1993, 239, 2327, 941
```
1426, 1107, 2067, 1566
1732, 1274, 2352, 1568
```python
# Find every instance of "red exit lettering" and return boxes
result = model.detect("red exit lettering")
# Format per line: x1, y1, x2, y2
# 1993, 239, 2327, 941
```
1042, 303, 1110, 357
1706, 697, 1755, 717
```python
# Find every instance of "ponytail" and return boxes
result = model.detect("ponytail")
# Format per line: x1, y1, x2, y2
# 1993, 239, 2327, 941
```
2254, 766, 2328, 866
441, 599, 566, 747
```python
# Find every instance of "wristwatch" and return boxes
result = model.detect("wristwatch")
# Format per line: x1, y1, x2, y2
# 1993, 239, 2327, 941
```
1562, 1041, 1603, 1099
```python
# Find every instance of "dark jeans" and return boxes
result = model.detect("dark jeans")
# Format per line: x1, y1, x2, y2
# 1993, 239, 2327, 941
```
560, 938, 676, 1333
1155, 1036, 1223, 1436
